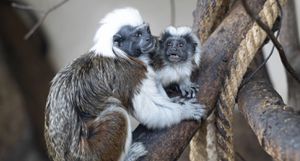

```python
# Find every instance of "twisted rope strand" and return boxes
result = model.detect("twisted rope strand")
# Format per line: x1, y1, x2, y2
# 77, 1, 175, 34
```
215, 0, 284, 160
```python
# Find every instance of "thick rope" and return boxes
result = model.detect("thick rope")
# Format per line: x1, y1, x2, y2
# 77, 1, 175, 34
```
215, 0, 284, 160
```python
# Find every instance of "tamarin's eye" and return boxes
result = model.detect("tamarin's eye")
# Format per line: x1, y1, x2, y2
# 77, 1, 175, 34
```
179, 43, 184, 47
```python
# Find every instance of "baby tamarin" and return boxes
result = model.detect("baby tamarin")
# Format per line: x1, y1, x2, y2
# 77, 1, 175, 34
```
150, 26, 201, 98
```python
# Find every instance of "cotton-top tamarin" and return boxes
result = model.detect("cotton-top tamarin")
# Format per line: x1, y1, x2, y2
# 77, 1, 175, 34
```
45, 8, 206, 161
150, 26, 201, 98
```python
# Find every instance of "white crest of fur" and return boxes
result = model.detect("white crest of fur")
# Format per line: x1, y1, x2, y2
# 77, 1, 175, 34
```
163, 26, 202, 66
90, 7, 144, 58
164, 26, 192, 37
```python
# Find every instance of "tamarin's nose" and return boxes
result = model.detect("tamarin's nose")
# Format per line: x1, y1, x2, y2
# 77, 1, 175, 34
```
171, 47, 177, 51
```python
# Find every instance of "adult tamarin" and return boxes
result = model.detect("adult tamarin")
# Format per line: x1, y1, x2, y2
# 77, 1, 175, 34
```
150, 26, 201, 98
45, 8, 206, 161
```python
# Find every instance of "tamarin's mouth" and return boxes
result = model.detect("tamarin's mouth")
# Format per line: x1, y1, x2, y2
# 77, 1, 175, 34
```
168, 53, 181, 62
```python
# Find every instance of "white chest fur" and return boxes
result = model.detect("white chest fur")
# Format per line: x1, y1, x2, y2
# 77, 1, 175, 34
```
157, 61, 193, 86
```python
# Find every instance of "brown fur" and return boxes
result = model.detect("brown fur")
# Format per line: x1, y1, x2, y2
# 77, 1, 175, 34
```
45, 52, 147, 161
85, 109, 128, 161
149, 51, 165, 71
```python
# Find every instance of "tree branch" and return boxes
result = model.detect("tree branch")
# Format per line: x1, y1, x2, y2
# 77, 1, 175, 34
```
11, 0, 69, 39
237, 54, 300, 161
192, 0, 231, 43
11, 2, 43, 13
190, 0, 232, 160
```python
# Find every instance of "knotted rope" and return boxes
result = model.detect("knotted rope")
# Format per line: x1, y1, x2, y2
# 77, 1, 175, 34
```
215, 0, 284, 160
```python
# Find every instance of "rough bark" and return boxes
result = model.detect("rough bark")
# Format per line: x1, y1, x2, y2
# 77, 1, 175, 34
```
233, 108, 273, 161
133, 0, 272, 160
279, 0, 300, 110
190, 1, 231, 161
0, 2, 54, 157
237, 55, 300, 161
192, 0, 231, 43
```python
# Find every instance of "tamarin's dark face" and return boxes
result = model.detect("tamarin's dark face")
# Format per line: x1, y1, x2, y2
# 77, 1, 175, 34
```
113, 23, 156, 57
160, 36, 197, 63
